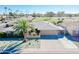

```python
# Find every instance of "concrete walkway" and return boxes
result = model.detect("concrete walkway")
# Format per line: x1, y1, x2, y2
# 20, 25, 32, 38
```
21, 38, 79, 54
59, 36, 78, 49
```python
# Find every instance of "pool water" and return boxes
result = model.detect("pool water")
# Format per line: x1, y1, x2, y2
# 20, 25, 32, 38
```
0, 35, 78, 41
0, 38, 23, 41
27, 34, 64, 39
0, 34, 64, 40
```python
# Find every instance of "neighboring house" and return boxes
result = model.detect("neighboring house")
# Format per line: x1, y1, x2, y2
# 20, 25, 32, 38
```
0, 27, 14, 32
73, 26, 79, 36
60, 18, 79, 36
31, 22, 64, 35
0, 21, 14, 32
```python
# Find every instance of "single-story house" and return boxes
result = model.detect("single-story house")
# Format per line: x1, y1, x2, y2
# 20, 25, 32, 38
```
31, 22, 64, 35
67, 25, 79, 36
60, 19, 79, 36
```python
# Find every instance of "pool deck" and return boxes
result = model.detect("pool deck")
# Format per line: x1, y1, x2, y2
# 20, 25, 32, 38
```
21, 37, 79, 54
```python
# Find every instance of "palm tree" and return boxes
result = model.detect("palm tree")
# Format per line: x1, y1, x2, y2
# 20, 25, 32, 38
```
4, 7, 7, 22
8, 8, 12, 12
4, 7, 7, 16
13, 19, 30, 42
15, 10, 20, 17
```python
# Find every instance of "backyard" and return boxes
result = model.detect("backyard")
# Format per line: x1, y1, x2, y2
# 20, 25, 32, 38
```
0, 5, 79, 54
0, 16, 79, 53
0, 17, 79, 53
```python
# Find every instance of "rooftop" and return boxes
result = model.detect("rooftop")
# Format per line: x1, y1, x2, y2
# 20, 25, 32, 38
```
0, 27, 14, 32
31, 22, 64, 30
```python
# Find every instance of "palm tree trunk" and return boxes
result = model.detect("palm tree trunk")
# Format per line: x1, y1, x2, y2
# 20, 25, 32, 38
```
22, 32, 28, 43
22, 32, 26, 43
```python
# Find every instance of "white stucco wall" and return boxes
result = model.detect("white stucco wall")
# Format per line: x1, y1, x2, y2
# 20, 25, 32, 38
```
40, 30, 60, 35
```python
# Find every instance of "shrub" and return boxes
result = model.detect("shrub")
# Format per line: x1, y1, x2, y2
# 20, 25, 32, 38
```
7, 31, 23, 38
13, 32, 23, 38
57, 20, 63, 24
0, 31, 23, 38
64, 31, 69, 35
0, 32, 7, 38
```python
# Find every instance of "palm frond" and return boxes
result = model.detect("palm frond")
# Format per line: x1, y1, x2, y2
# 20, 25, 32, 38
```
13, 19, 30, 35
0, 41, 24, 54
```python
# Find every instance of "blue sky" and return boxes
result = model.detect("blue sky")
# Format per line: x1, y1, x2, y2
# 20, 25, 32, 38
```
0, 5, 79, 14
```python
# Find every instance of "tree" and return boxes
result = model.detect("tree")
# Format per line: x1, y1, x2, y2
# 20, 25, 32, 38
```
14, 10, 20, 17
4, 7, 7, 14
69, 14, 72, 18
9, 12, 14, 16
13, 19, 31, 42
19, 13, 25, 17
13, 19, 30, 36
8, 8, 13, 16
32, 13, 37, 17
36, 13, 42, 17
44, 12, 55, 17
57, 11, 64, 17
4, 7, 8, 20
8, 8, 12, 12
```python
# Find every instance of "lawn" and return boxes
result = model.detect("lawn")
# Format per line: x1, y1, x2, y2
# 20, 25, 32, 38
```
32, 17, 60, 24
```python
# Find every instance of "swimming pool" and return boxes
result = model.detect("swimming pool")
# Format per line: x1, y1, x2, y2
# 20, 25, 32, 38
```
0, 34, 64, 40
27, 34, 64, 39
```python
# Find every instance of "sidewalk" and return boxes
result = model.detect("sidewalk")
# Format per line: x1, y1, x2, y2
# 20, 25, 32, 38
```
58, 36, 78, 49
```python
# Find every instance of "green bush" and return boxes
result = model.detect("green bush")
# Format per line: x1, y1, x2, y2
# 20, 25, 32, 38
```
64, 31, 69, 35
0, 31, 23, 38
57, 20, 63, 24
7, 31, 23, 38
43, 19, 48, 21
0, 32, 7, 38
13, 32, 23, 38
